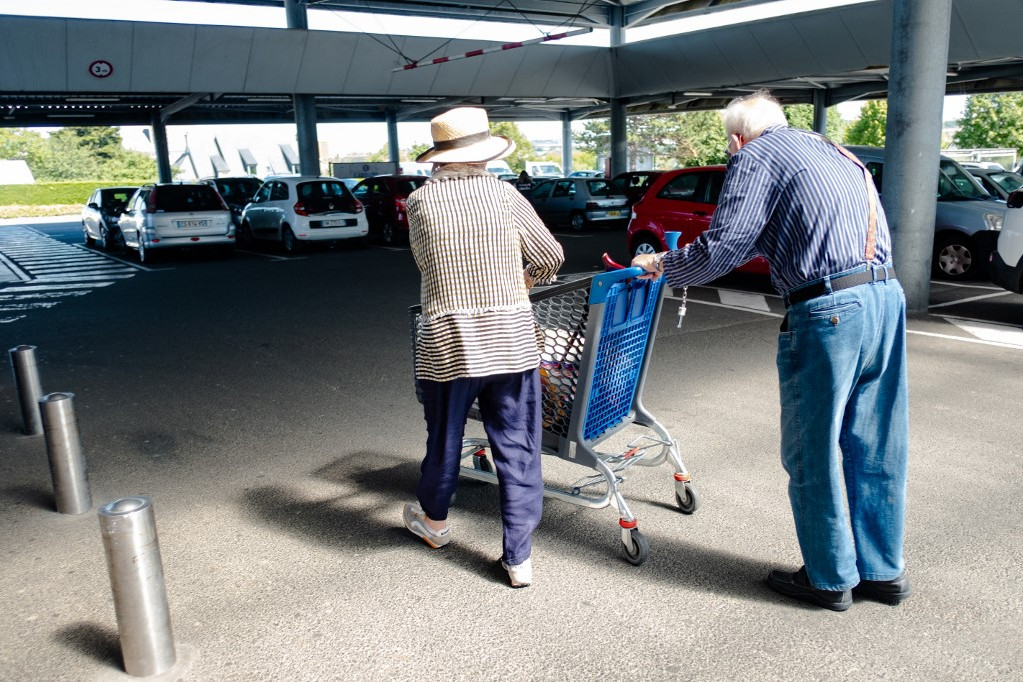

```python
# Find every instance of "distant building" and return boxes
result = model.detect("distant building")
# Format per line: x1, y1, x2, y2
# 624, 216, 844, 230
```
0, 160, 34, 184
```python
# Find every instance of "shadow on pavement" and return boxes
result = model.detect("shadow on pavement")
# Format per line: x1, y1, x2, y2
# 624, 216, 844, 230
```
53, 622, 121, 668
3, 484, 53, 511
240, 451, 780, 601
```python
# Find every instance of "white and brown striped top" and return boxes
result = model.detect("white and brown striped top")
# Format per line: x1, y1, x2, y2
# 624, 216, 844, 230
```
408, 165, 565, 382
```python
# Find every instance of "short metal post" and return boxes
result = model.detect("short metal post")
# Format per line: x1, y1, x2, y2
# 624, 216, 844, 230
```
99, 497, 176, 677
9, 345, 44, 435
39, 392, 91, 515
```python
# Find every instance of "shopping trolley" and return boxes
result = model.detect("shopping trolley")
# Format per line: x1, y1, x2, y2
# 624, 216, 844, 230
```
408, 234, 697, 565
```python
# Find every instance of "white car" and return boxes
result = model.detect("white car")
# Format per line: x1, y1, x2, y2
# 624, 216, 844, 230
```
991, 189, 1023, 293
119, 183, 235, 263
240, 176, 368, 253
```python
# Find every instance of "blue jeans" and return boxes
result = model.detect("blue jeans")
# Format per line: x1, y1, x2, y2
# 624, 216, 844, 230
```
777, 268, 909, 591
417, 369, 543, 566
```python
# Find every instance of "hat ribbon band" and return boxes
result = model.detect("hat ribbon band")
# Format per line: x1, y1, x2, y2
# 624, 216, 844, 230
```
433, 130, 491, 151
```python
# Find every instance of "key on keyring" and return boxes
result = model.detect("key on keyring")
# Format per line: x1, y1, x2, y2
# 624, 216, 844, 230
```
677, 304, 687, 328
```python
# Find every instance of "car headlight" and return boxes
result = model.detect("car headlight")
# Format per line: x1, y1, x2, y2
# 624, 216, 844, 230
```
984, 212, 1004, 230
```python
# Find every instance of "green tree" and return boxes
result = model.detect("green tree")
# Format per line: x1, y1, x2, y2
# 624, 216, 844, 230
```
843, 100, 887, 147
784, 104, 846, 140
489, 122, 534, 172
576, 111, 728, 169
0, 128, 47, 168
953, 93, 1023, 157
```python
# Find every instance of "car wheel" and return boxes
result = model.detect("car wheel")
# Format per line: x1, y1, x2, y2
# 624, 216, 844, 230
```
570, 212, 587, 232
382, 222, 397, 245
99, 224, 114, 251
137, 236, 156, 264
933, 233, 975, 280
238, 222, 254, 246
631, 236, 661, 259
83, 224, 96, 247
282, 225, 302, 254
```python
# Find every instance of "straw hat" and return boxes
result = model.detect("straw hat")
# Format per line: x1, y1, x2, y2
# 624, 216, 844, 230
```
416, 107, 515, 164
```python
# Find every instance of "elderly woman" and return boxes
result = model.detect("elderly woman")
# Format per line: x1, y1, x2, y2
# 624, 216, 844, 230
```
403, 107, 564, 588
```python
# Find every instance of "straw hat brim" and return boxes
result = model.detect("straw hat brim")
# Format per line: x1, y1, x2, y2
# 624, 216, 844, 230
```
416, 135, 515, 164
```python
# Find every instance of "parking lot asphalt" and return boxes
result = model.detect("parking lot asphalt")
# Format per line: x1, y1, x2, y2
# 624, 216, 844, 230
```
1, 218, 1021, 680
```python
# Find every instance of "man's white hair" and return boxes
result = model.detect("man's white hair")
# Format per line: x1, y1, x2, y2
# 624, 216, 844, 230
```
721, 90, 787, 140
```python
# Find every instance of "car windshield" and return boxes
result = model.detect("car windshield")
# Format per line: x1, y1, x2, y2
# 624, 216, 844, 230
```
154, 185, 224, 212
395, 178, 427, 196
101, 188, 135, 212
988, 172, 1023, 194
937, 160, 989, 201
297, 180, 353, 201
215, 179, 261, 201
586, 179, 617, 196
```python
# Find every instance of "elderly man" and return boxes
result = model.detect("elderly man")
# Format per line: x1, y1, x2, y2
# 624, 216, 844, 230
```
633, 90, 910, 611
403, 107, 564, 588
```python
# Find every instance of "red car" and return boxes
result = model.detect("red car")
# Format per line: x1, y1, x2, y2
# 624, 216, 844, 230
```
351, 175, 428, 245
625, 166, 769, 275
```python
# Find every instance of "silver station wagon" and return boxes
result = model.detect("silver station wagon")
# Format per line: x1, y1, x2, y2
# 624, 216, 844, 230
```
528, 177, 629, 231
119, 183, 235, 263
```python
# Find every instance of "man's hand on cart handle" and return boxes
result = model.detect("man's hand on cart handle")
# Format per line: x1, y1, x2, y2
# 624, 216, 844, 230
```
631, 252, 665, 281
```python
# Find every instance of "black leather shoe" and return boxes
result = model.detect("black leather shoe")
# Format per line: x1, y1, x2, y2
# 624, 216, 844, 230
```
852, 572, 911, 605
766, 567, 852, 612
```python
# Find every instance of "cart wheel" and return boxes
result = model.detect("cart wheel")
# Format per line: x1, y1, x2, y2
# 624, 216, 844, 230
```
675, 482, 700, 515
621, 528, 649, 566
472, 455, 494, 474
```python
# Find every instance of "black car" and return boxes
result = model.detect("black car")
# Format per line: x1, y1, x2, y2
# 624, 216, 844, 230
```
81, 186, 138, 250
201, 176, 263, 230
610, 171, 665, 208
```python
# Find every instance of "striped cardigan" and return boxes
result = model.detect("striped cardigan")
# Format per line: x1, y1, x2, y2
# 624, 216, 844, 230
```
408, 165, 565, 382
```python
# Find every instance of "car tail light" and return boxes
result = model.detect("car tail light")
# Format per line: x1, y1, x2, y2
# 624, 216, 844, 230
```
353, 200, 364, 214
146, 190, 158, 214
586, 201, 599, 210
293, 202, 308, 216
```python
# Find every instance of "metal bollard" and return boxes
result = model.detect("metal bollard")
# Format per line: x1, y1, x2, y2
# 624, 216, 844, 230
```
98, 496, 177, 677
39, 392, 91, 515
9, 345, 44, 435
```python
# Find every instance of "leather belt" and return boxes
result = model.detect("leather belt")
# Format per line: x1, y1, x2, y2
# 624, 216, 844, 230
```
784, 266, 896, 308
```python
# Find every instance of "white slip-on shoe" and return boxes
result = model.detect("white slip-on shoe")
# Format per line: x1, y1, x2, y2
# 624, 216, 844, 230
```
501, 557, 532, 588
402, 502, 450, 548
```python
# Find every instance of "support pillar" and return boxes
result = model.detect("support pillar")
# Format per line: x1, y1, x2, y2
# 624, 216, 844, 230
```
884, 0, 954, 313
150, 114, 172, 183
561, 112, 573, 175
812, 89, 828, 135
386, 110, 399, 165
609, 7, 627, 178
286, 0, 320, 176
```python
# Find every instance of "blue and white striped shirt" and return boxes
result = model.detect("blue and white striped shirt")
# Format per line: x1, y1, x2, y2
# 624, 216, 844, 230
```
661, 126, 892, 294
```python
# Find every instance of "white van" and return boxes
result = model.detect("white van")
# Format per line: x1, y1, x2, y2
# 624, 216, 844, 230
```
526, 161, 564, 178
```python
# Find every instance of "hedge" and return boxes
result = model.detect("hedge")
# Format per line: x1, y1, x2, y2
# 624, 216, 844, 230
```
0, 181, 149, 207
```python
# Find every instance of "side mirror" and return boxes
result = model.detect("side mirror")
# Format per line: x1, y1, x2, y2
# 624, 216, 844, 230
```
1007, 189, 1023, 209
88, 202, 99, 209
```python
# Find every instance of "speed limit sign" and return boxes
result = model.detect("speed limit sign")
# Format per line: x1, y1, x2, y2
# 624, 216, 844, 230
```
89, 60, 113, 78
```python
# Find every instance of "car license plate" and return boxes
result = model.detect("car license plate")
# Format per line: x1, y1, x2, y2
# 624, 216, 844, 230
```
176, 219, 209, 228
606, 210, 621, 217
319, 219, 349, 227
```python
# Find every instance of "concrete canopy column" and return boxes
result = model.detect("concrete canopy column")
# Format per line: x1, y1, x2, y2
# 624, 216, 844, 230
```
286, 0, 320, 176
609, 6, 626, 178
812, 89, 828, 135
386, 110, 399, 164
561, 112, 572, 175
883, 0, 954, 313
150, 113, 172, 183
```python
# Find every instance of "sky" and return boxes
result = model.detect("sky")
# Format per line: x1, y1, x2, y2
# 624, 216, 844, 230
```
8, 0, 968, 174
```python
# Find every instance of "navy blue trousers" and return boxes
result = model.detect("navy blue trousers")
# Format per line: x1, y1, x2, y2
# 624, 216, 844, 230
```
417, 369, 543, 566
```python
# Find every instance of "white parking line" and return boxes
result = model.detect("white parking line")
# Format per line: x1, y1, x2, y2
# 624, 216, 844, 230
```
928, 290, 1013, 308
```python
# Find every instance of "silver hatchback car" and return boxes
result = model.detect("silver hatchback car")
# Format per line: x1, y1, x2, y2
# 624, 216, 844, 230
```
528, 177, 628, 231
119, 183, 235, 263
